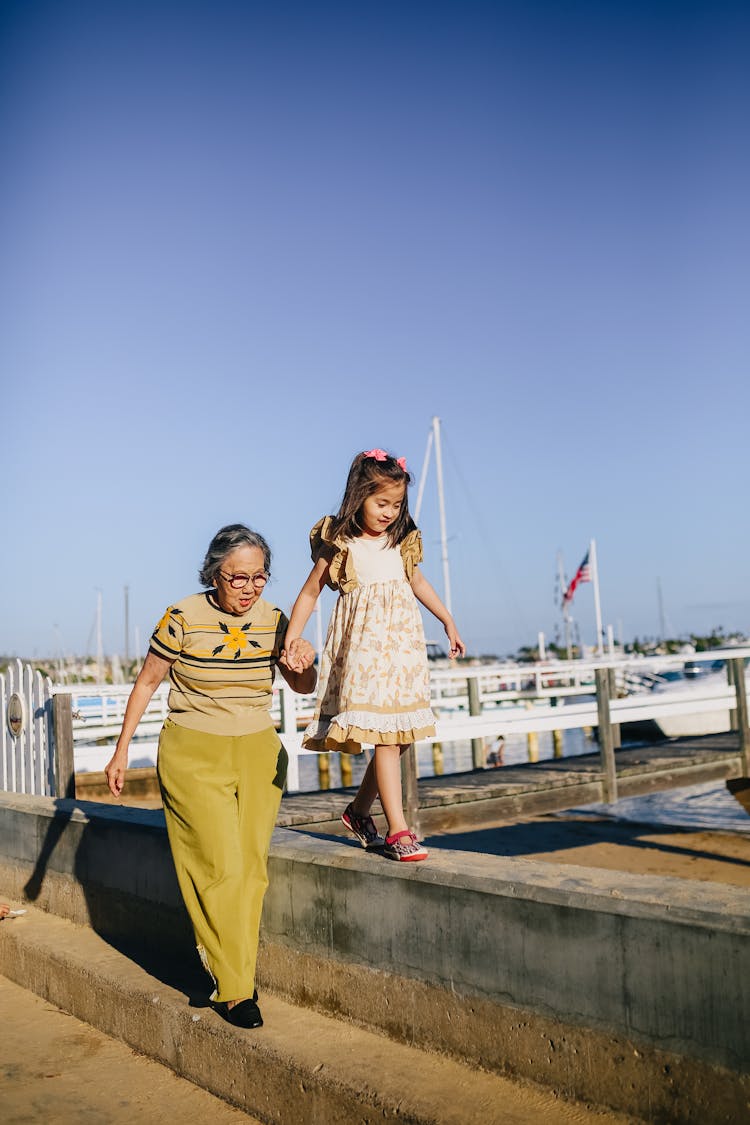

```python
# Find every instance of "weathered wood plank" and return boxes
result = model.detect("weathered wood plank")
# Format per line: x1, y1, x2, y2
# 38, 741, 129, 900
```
53, 694, 76, 799
595, 668, 617, 802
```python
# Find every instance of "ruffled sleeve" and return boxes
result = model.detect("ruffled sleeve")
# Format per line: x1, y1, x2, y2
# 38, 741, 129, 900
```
309, 517, 359, 593
309, 516, 335, 563
400, 529, 423, 583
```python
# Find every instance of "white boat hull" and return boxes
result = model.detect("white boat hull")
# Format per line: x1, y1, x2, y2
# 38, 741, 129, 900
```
653, 709, 731, 739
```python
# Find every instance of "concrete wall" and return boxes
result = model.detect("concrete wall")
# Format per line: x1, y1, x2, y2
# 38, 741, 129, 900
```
1, 792, 748, 1123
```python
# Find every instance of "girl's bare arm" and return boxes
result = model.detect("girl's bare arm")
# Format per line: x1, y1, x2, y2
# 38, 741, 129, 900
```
283, 556, 331, 670
410, 568, 466, 658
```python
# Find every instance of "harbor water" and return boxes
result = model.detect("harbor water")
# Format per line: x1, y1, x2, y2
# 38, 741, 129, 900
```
563, 780, 750, 834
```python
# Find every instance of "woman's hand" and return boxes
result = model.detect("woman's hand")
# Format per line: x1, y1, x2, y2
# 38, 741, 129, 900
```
104, 745, 129, 798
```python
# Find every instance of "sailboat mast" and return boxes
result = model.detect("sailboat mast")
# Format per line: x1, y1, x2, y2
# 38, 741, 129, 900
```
96, 589, 104, 682
432, 416, 452, 615
657, 576, 667, 640
124, 585, 130, 663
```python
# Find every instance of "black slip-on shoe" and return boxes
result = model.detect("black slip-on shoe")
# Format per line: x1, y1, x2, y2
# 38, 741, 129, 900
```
214, 993, 263, 1029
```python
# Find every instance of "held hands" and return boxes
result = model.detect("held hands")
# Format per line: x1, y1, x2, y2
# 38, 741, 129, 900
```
280, 637, 316, 674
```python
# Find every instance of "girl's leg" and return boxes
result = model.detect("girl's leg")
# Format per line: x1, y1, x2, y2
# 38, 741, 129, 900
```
350, 753, 379, 814
371, 744, 408, 836
351, 745, 408, 821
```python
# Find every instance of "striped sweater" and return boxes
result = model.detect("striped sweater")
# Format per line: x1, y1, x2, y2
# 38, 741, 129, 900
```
149, 591, 288, 735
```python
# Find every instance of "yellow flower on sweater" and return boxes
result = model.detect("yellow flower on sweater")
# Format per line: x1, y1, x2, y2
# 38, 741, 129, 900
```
211, 621, 261, 660
224, 627, 249, 653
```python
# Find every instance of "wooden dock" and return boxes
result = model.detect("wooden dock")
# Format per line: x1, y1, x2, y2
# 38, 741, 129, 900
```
277, 732, 747, 835
73, 731, 748, 833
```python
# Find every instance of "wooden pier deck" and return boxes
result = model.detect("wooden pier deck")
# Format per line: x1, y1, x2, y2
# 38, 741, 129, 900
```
277, 732, 747, 835
74, 731, 748, 834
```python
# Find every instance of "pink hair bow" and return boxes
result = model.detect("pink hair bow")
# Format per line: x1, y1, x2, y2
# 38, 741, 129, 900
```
363, 448, 407, 471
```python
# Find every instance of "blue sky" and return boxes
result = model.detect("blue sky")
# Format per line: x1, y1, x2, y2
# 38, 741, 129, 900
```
1, 0, 748, 661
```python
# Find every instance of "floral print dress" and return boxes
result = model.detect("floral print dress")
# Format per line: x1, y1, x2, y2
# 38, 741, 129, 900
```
302, 517, 436, 753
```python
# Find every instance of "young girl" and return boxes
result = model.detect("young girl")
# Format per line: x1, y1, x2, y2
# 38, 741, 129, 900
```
284, 448, 465, 861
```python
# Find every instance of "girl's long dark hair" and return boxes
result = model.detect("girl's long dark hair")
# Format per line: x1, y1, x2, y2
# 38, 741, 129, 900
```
330, 451, 416, 546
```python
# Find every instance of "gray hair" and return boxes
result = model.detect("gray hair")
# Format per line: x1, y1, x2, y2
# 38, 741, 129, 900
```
199, 524, 272, 587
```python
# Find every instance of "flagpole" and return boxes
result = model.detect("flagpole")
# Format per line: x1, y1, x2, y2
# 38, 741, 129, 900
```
589, 538, 604, 656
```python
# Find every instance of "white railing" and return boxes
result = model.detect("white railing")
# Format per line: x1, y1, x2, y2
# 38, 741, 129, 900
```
60, 648, 747, 730
54, 647, 750, 793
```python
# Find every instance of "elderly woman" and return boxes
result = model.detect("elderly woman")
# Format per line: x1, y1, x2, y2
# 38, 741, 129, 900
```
105, 524, 316, 1030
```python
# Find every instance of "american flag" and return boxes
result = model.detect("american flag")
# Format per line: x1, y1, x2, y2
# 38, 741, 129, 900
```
562, 551, 591, 607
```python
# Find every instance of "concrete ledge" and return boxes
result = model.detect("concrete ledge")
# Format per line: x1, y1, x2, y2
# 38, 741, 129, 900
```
1, 792, 749, 1123
0, 905, 550, 1125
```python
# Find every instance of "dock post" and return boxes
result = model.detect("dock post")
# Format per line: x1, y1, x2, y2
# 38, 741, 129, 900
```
524, 700, 539, 761
551, 697, 563, 758
608, 668, 621, 749
278, 687, 302, 792
727, 661, 738, 731
52, 693, 75, 799
339, 753, 353, 787
278, 687, 297, 735
730, 657, 750, 775
595, 668, 617, 803
401, 744, 421, 837
467, 676, 485, 768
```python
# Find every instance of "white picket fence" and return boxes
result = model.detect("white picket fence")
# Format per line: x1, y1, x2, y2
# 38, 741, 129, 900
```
0, 659, 56, 796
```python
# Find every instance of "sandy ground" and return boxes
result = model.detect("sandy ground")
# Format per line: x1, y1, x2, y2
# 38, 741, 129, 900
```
424, 813, 750, 887
0, 974, 262, 1124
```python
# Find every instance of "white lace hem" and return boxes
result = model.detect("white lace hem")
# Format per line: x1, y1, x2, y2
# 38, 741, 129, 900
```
304, 707, 435, 739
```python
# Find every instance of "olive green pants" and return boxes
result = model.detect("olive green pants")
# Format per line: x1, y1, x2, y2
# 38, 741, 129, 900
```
157, 719, 287, 1003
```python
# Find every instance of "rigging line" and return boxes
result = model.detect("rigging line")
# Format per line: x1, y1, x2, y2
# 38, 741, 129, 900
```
440, 428, 533, 640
